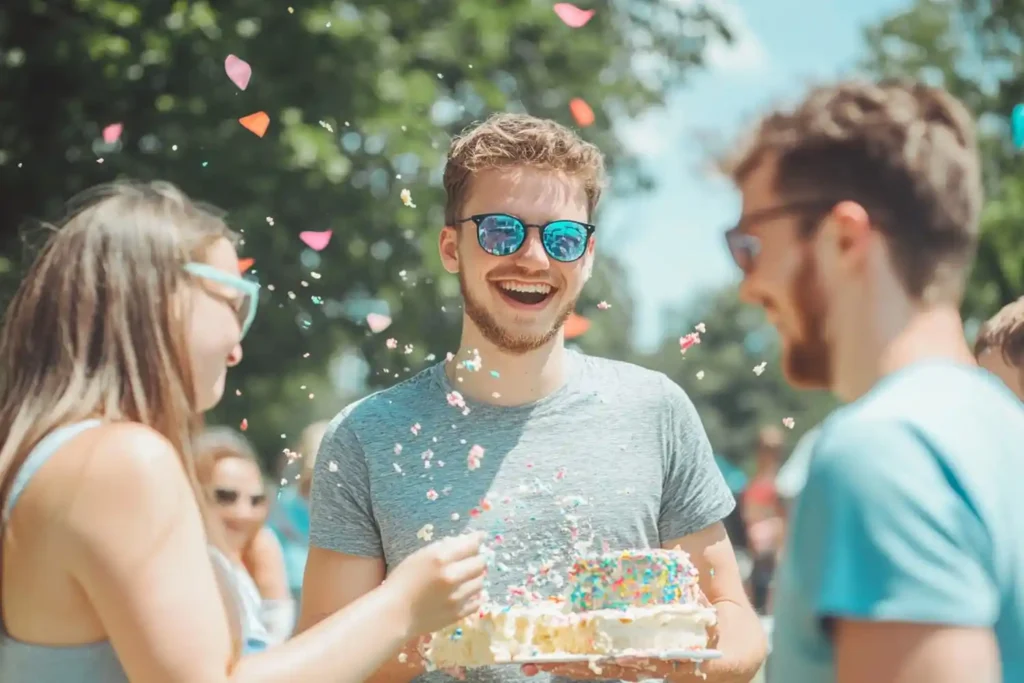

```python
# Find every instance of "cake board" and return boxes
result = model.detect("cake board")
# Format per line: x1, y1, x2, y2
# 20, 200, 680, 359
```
495, 649, 722, 665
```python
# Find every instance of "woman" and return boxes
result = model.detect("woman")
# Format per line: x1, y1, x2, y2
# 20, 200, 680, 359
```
267, 420, 328, 600
195, 428, 294, 646
0, 181, 486, 682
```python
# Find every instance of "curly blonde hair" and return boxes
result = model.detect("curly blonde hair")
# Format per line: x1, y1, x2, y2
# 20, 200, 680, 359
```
721, 79, 983, 304
975, 296, 1024, 367
443, 113, 606, 224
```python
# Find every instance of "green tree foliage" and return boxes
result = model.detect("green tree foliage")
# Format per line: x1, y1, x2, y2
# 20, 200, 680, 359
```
860, 0, 1024, 319
0, 1, 730, 467
641, 286, 836, 468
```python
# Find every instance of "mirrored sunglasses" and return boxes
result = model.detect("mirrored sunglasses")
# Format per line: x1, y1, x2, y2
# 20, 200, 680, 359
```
460, 213, 595, 263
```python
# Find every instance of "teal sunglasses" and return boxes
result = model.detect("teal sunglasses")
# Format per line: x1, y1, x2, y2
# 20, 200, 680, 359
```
184, 262, 260, 339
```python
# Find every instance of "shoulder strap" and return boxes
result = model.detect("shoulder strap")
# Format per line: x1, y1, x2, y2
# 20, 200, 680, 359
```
3, 420, 102, 523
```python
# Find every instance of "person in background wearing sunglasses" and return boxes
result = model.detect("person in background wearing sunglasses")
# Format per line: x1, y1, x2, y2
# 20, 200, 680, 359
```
0, 180, 487, 683
720, 79, 1024, 683
299, 113, 766, 683
195, 427, 294, 648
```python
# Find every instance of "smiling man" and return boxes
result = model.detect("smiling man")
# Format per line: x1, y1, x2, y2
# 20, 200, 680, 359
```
298, 113, 765, 683
720, 79, 1024, 683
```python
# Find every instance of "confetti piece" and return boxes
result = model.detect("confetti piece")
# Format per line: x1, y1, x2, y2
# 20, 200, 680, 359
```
468, 444, 485, 471
365, 313, 392, 333
554, 3, 595, 28
695, 322, 706, 333
224, 54, 253, 90
426, 489, 439, 501
240, 418, 248, 431
564, 313, 590, 339
753, 361, 767, 376
102, 123, 123, 144
328, 461, 338, 472
237, 257, 255, 273
386, 338, 398, 349
400, 188, 416, 208
782, 417, 795, 429
298, 230, 332, 251
417, 523, 435, 541
1014, 104, 1024, 149
696, 370, 705, 380
596, 300, 610, 310
680, 332, 701, 354
239, 111, 270, 137
569, 98, 595, 127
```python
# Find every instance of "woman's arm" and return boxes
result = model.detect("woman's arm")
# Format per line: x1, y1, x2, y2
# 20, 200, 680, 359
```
65, 424, 483, 683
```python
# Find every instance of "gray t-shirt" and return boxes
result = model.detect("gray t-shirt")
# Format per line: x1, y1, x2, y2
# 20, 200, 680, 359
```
310, 351, 735, 682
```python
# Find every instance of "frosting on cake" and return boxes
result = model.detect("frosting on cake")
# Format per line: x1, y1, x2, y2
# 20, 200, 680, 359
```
425, 548, 716, 669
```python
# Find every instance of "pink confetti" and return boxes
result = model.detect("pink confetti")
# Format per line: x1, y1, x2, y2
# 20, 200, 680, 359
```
553, 2, 595, 28
447, 391, 466, 409
386, 338, 398, 349
783, 417, 795, 429
366, 313, 392, 333
680, 332, 701, 354
411, 423, 421, 435
597, 301, 611, 309
299, 230, 332, 251
426, 489, 438, 501
224, 54, 252, 90
467, 444, 485, 470
102, 123, 123, 144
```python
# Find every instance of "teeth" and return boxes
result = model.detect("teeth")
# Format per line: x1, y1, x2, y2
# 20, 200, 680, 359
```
498, 282, 552, 294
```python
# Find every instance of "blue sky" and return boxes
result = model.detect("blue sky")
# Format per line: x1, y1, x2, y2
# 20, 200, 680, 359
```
602, 0, 909, 350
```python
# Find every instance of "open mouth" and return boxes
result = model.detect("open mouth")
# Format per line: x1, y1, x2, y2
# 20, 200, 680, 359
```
493, 281, 556, 307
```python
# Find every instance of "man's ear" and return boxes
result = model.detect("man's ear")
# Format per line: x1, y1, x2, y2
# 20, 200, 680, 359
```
439, 226, 459, 274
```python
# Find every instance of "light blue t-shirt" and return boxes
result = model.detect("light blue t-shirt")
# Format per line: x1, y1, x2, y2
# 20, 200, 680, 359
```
268, 487, 311, 598
770, 360, 1024, 682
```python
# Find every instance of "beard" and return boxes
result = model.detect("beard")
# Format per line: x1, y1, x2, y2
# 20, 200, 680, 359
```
458, 269, 577, 355
782, 255, 832, 389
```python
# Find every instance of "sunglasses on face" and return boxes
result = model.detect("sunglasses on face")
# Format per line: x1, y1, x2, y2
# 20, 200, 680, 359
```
724, 200, 837, 273
184, 262, 261, 339
459, 213, 595, 263
213, 487, 267, 507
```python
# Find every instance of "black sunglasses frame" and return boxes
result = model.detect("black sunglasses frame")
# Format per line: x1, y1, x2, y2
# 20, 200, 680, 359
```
458, 213, 596, 263
724, 200, 837, 273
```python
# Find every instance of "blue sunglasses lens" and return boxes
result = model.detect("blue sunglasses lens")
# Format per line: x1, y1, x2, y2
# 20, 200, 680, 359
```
478, 214, 526, 256
542, 221, 589, 262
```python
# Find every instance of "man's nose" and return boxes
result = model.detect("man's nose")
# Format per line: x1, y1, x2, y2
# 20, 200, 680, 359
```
514, 231, 550, 271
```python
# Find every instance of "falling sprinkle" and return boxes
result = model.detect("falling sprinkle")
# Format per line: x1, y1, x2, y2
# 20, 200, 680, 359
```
695, 322, 706, 333
366, 313, 392, 333
386, 338, 398, 349
553, 2, 595, 28
451, 512, 460, 521
569, 97, 596, 127
596, 300, 610, 310
753, 361, 767, 376
398, 653, 408, 664
393, 443, 403, 455
102, 123, 123, 144
239, 418, 248, 431
400, 188, 417, 208
328, 461, 339, 473
426, 489, 439, 501
237, 257, 255, 273
299, 230, 332, 251
680, 332, 701, 354
239, 111, 270, 137
782, 417, 795, 429
417, 523, 435, 541
696, 370, 705, 380
467, 444, 485, 470
411, 423, 421, 435
224, 54, 252, 90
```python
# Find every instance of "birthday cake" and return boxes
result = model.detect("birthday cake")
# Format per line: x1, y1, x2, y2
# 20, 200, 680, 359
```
426, 549, 716, 668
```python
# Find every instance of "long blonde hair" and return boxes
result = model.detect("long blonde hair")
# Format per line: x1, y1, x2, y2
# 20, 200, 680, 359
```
0, 180, 243, 645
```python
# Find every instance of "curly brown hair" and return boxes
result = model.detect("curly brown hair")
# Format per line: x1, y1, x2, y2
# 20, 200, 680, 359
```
720, 79, 983, 304
443, 113, 606, 225
975, 296, 1024, 367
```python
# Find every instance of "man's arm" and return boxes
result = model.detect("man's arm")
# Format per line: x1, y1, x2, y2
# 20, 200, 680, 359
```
661, 524, 766, 682
795, 418, 1000, 683
298, 548, 426, 683
834, 620, 999, 683
298, 413, 425, 683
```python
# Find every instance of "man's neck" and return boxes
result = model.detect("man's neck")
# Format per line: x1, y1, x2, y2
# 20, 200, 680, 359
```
832, 304, 975, 402
446, 320, 569, 406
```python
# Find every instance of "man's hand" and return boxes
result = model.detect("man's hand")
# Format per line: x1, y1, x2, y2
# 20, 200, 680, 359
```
522, 656, 706, 681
